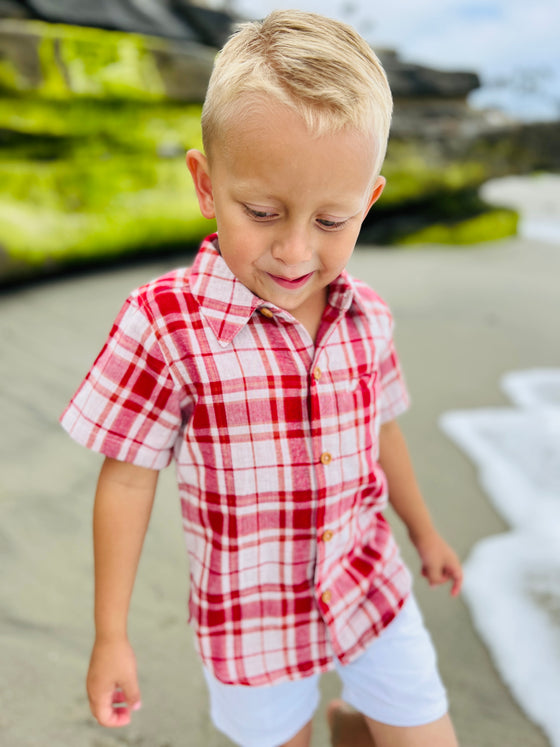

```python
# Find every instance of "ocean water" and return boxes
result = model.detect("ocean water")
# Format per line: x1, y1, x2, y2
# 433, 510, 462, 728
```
440, 370, 560, 746
222, 0, 560, 122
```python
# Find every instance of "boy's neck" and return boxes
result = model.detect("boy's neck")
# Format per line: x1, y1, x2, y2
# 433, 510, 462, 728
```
289, 287, 328, 344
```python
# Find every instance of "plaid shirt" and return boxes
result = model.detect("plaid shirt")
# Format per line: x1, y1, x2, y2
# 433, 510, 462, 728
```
61, 234, 412, 686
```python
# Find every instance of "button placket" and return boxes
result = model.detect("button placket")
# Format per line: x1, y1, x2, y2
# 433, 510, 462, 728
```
311, 360, 335, 468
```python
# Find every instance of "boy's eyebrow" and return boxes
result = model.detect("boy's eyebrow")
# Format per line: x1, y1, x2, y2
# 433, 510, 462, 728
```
232, 184, 365, 214
228, 178, 272, 195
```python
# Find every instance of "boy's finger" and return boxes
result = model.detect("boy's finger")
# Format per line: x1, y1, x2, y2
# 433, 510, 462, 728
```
91, 685, 141, 728
109, 689, 133, 726
422, 564, 445, 586
447, 566, 463, 597
104, 687, 139, 727
90, 689, 130, 728
120, 680, 142, 713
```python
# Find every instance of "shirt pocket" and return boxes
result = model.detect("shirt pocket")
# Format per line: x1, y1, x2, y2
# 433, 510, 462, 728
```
330, 368, 378, 421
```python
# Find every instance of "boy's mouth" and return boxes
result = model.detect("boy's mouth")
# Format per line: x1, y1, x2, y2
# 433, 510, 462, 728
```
267, 272, 314, 290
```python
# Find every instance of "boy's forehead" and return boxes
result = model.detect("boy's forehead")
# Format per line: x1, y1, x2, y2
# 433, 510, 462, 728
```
208, 102, 380, 208
217, 94, 287, 143
213, 95, 378, 164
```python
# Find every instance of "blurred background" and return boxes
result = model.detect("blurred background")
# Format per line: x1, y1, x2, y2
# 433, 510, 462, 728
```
1, 0, 559, 283
1, 2, 559, 746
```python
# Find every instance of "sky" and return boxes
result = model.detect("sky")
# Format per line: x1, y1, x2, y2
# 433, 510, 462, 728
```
210, 0, 560, 121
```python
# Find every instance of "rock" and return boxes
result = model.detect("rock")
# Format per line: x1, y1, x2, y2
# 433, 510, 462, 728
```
360, 47, 559, 246
468, 121, 560, 175
0, 19, 217, 286
3, 0, 236, 46
170, 0, 237, 48
0, 0, 30, 19
0, 20, 216, 101
379, 49, 480, 99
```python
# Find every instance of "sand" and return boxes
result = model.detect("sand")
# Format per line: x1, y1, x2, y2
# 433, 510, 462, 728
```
1, 176, 558, 746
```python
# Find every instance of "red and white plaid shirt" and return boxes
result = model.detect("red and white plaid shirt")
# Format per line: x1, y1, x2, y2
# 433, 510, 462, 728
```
61, 234, 412, 686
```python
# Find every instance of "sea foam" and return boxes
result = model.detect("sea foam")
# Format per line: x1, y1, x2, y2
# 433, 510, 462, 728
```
440, 369, 560, 746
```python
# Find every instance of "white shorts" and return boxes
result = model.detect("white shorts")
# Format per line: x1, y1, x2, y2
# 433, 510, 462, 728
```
202, 596, 448, 747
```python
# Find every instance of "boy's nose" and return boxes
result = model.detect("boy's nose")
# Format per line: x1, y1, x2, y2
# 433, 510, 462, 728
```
271, 226, 313, 266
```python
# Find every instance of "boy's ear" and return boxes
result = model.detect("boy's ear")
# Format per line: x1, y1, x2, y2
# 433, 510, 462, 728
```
363, 176, 386, 218
186, 149, 215, 219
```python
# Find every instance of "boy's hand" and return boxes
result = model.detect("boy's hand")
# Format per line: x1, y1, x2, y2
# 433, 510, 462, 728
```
87, 638, 142, 727
412, 530, 463, 597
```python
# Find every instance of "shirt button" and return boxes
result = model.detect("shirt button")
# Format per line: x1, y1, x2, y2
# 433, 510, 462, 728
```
321, 530, 334, 542
260, 307, 274, 318
320, 452, 332, 465
321, 590, 332, 604
313, 366, 322, 381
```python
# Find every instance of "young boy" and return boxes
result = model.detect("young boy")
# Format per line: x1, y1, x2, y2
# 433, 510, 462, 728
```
61, 10, 463, 747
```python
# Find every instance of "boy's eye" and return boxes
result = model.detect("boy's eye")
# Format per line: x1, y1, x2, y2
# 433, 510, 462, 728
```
317, 218, 348, 230
244, 205, 277, 221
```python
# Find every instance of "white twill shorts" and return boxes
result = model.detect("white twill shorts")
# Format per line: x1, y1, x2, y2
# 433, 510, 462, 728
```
202, 596, 448, 747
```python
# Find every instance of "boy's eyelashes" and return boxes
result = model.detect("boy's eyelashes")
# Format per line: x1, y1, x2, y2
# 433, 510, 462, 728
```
316, 218, 348, 230
244, 205, 277, 221
243, 205, 348, 231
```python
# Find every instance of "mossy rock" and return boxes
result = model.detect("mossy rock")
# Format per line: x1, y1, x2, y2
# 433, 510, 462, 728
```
398, 207, 518, 245
361, 182, 519, 245
0, 98, 205, 156
0, 96, 211, 283
382, 139, 490, 206
0, 153, 214, 281
0, 19, 215, 102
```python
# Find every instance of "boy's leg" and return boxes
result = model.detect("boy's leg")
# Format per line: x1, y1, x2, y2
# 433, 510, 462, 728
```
328, 700, 458, 747
331, 596, 455, 747
327, 700, 376, 746
280, 719, 313, 747
364, 713, 458, 747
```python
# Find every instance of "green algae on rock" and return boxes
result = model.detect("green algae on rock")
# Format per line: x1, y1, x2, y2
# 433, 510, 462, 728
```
382, 140, 490, 206
0, 154, 214, 282
398, 208, 519, 246
0, 19, 215, 101
0, 18, 214, 284
362, 138, 519, 245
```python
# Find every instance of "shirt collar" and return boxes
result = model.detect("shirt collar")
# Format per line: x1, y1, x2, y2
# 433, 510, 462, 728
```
327, 269, 369, 317
189, 235, 261, 346
189, 234, 368, 346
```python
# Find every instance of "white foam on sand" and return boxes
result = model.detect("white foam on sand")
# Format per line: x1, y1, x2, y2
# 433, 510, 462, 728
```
481, 175, 560, 244
520, 218, 560, 244
440, 369, 560, 747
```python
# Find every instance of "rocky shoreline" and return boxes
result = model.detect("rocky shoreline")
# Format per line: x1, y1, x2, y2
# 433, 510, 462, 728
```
0, 1, 558, 285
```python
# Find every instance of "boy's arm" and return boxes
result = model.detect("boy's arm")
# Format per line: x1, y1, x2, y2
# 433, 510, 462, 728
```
87, 456, 159, 727
378, 420, 462, 597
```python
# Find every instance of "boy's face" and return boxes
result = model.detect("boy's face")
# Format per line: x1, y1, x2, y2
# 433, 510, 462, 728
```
187, 100, 384, 325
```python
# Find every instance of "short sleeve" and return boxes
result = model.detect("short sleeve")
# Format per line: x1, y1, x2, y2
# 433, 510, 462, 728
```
60, 298, 182, 469
377, 320, 410, 424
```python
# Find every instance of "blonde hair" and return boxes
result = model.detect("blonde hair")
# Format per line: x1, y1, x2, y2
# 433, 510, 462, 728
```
201, 10, 393, 175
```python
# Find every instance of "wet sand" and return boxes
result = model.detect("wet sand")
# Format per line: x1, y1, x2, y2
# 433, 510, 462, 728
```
2, 180, 558, 745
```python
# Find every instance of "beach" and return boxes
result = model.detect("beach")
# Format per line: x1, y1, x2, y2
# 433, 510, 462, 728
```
1, 175, 558, 746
